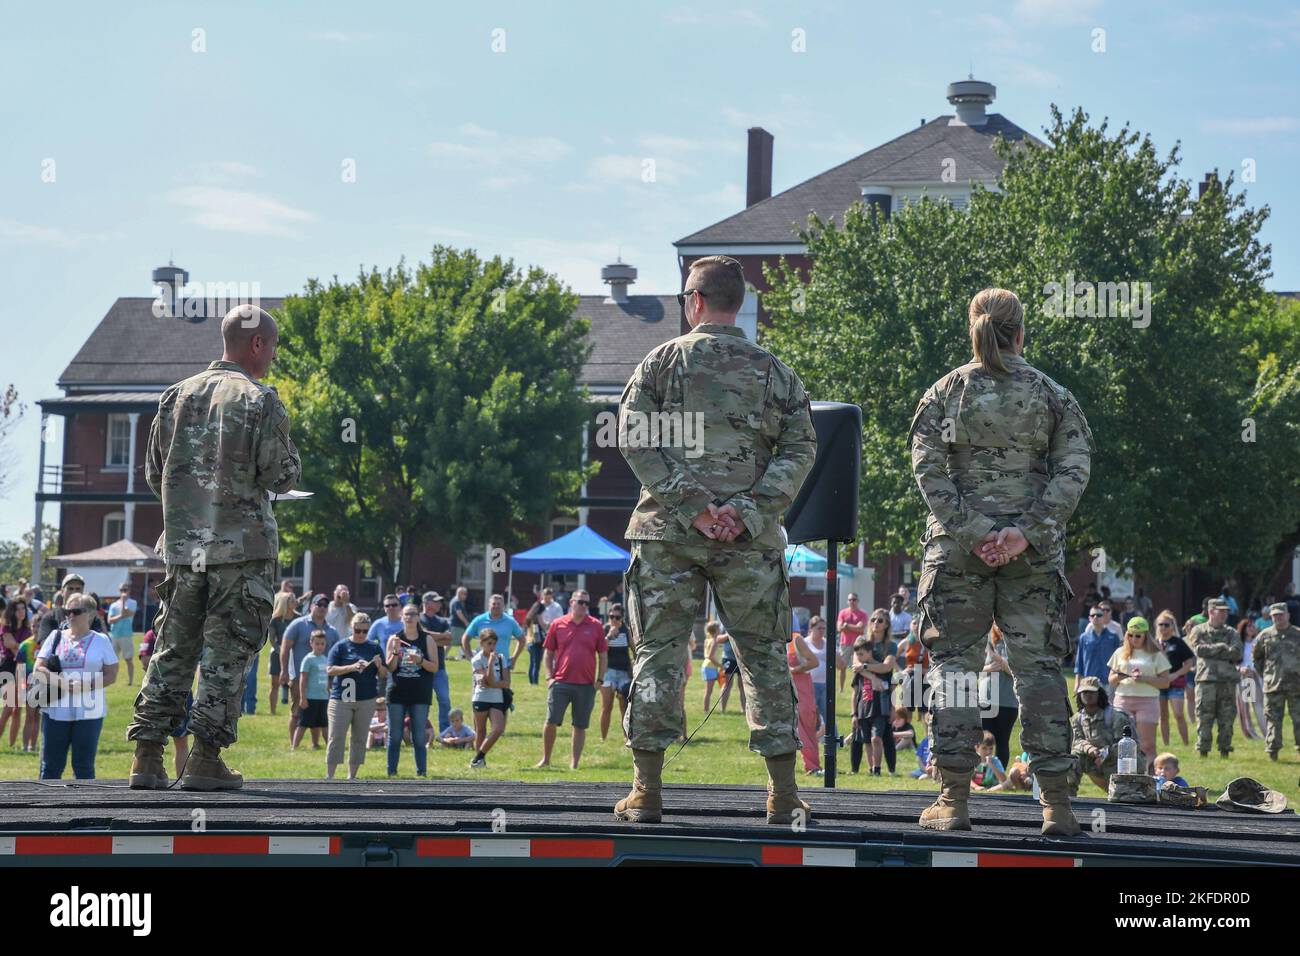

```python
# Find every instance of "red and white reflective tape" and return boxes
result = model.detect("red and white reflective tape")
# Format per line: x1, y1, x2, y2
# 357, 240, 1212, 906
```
0, 835, 341, 856
760, 845, 857, 867
415, 838, 615, 860
932, 850, 1081, 867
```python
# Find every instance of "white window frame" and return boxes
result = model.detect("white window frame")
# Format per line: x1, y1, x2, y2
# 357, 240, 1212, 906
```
103, 511, 126, 546
356, 560, 381, 605
105, 414, 131, 469
278, 555, 305, 595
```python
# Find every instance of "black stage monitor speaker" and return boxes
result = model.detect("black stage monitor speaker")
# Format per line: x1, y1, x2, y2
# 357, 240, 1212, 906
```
784, 401, 862, 545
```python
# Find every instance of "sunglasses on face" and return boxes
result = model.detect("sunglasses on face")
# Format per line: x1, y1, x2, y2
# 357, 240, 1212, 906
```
353, 627, 368, 633
574, 599, 589, 606
609, 615, 622, 621
1157, 621, 1172, 627
1089, 613, 1103, 618
384, 603, 399, 608
66, 608, 89, 617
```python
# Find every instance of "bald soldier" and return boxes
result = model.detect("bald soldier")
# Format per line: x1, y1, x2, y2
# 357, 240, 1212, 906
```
614, 254, 817, 825
127, 304, 300, 790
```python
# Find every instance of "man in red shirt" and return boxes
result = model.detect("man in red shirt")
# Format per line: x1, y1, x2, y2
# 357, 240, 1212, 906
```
837, 594, 869, 692
535, 589, 608, 770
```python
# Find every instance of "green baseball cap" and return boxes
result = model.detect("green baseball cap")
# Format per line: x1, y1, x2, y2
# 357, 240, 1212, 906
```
1126, 616, 1150, 634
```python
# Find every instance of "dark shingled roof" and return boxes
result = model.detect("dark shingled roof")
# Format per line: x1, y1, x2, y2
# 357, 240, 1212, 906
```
676, 114, 1037, 247
57, 295, 676, 392
58, 297, 285, 389
577, 295, 679, 389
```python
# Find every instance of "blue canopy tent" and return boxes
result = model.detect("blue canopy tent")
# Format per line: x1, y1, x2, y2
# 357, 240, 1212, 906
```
784, 543, 855, 578
508, 526, 632, 602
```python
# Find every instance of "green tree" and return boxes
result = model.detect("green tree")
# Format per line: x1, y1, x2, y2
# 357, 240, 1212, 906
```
764, 107, 1293, 592
269, 247, 594, 586
0, 522, 60, 584
0, 384, 23, 499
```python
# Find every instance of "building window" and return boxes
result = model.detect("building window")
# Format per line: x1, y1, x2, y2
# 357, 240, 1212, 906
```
357, 561, 380, 604
549, 517, 578, 540
737, 285, 758, 342
278, 555, 305, 594
106, 415, 131, 467
103, 512, 126, 546
457, 545, 487, 601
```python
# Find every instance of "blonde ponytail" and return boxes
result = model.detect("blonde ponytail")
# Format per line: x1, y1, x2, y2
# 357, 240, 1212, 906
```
968, 288, 1024, 378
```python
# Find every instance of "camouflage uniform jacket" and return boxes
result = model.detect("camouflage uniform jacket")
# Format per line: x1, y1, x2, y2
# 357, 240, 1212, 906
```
908, 352, 1093, 572
1070, 704, 1136, 762
1186, 622, 1243, 683
1252, 624, 1300, 693
619, 323, 816, 550
146, 360, 301, 565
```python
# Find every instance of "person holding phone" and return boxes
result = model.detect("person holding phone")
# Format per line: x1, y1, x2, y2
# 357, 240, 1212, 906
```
383, 604, 439, 777
324, 615, 387, 779
469, 632, 510, 768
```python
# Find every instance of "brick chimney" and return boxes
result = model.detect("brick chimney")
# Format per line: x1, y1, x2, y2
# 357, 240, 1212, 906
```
746, 127, 774, 207
1198, 172, 1220, 198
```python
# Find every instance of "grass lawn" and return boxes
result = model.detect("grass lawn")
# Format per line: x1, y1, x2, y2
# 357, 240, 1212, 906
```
3, 636, 1297, 802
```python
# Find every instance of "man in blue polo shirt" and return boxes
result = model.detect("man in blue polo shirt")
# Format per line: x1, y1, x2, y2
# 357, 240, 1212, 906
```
368, 594, 405, 644
1073, 602, 1122, 693
466, 593, 524, 669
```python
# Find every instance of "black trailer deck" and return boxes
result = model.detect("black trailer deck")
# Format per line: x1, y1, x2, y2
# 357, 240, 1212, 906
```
2, 780, 1297, 867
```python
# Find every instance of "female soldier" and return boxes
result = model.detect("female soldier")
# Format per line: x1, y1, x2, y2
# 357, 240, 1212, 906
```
910, 288, 1094, 835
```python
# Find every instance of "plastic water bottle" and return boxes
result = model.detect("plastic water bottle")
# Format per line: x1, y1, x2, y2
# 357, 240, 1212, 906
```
1031, 773, 1040, 800
1117, 727, 1138, 774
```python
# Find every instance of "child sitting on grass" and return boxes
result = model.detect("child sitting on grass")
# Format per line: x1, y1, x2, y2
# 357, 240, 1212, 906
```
891, 706, 915, 750
439, 708, 475, 749
1153, 752, 1189, 787
971, 731, 1008, 791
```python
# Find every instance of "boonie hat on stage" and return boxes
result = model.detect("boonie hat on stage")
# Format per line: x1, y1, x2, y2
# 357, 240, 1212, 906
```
1216, 777, 1288, 814
1077, 675, 1103, 693
1157, 781, 1209, 810
1270, 603, 1288, 615
1125, 616, 1149, 634
1108, 773, 1157, 804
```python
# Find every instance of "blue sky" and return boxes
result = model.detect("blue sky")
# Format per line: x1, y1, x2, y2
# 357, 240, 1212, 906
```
1, 0, 1297, 543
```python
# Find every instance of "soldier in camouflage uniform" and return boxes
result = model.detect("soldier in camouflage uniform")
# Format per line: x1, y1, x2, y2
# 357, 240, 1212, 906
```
1068, 675, 1137, 795
126, 304, 300, 791
1185, 598, 1242, 757
1251, 603, 1300, 759
615, 255, 816, 825
910, 288, 1094, 836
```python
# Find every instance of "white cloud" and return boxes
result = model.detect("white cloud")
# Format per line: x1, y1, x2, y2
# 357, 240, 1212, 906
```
722, 94, 818, 134
998, 59, 1060, 89
586, 154, 695, 187
191, 161, 263, 185
426, 124, 572, 168
0, 219, 121, 247
1012, 0, 1101, 25
166, 186, 315, 237
1200, 117, 1299, 134
310, 31, 373, 42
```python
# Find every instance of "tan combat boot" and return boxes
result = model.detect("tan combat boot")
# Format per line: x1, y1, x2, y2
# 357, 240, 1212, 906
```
614, 749, 663, 823
919, 767, 972, 831
765, 752, 812, 825
1037, 771, 1081, 836
128, 739, 169, 790
180, 737, 244, 791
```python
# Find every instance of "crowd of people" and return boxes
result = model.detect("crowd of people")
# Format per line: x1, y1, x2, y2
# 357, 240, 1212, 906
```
3, 570, 1298, 794
774, 582, 1300, 798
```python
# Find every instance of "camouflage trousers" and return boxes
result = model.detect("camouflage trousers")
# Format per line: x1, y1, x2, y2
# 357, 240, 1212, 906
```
126, 560, 276, 747
917, 534, 1073, 776
1195, 680, 1236, 754
1263, 685, 1300, 754
1067, 754, 1118, 796
622, 540, 799, 757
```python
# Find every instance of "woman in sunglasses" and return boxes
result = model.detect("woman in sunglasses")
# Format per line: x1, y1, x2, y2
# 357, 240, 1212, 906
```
34, 592, 119, 779
1152, 610, 1193, 746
